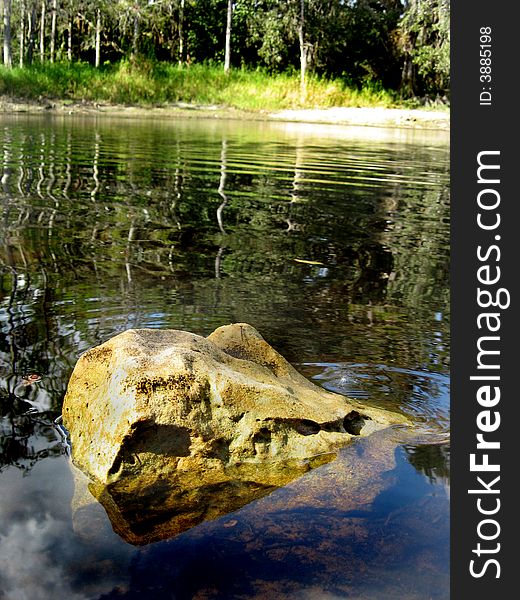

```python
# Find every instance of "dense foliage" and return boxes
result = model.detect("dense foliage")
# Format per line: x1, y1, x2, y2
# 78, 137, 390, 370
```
1, 1, 449, 101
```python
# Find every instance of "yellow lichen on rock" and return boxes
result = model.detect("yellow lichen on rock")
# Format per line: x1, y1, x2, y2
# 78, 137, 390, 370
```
63, 323, 407, 544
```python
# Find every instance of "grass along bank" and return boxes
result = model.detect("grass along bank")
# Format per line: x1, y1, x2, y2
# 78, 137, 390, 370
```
0, 60, 410, 111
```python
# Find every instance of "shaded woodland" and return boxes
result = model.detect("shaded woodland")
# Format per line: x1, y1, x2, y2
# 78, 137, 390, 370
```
1, 1, 450, 98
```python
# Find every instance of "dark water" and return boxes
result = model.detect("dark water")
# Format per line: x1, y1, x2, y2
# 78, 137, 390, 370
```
0, 115, 449, 599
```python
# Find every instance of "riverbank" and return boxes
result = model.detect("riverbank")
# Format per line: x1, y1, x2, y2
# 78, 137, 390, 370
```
0, 61, 449, 130
0, 96, 449, 130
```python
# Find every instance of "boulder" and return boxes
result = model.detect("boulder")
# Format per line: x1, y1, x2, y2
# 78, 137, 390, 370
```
63, 323, 407, 544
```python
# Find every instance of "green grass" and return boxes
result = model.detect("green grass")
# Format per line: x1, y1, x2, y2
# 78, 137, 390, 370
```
0, 60, 403, 110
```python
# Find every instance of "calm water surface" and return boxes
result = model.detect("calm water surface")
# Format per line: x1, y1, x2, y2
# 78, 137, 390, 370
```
0, 116, 449, 599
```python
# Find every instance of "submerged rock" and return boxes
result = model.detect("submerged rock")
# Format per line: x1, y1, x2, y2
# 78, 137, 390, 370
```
63, 323, 407, 544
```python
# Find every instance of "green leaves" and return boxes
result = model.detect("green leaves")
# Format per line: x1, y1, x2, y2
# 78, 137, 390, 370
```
398, 0, 450, 97
2, 0, 450, 99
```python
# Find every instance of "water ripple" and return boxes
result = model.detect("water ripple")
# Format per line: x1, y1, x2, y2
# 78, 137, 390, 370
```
303, 362, 450, 437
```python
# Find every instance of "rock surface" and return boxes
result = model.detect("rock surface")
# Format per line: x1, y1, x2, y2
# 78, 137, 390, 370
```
63, 323, 407, 543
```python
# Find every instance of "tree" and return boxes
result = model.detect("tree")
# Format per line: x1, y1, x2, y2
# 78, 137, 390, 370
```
94, 6, 100, 66
2, 0, 13, 68
297, 0, 306, 102
39, 0, 46, 63
399, 0, 450, 97
66, 0, 73, 60
178, 0, 185, 64
244, 1, 402, 88
0, 0, 449, 100
19, 0, 25, 66
26, 1, 37, 66
224, 0, 232, 73
245, 0, 301, 73
49, 0, 57, 62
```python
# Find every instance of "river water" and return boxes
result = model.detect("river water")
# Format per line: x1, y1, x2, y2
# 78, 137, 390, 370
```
0, 115, 449, 599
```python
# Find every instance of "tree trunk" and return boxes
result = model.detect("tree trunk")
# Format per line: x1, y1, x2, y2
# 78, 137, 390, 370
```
19, 0, 25, 67
27, 2, 37, 66
224, 0, 232, 74
178, 0, 185, 66
298, 0, 307, 103
95, 8, 101, 68
399, 28, 417, 97
400, 53, 415, 97
132, 10, 139, 58
3, 0, 13, 68
0, 2, 3, 63
50, 0, 57, 62
40, 0, 46, 63
67, 2, 72, 61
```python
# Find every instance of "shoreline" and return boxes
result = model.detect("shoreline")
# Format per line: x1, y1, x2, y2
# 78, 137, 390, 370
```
0, 96, 449, 130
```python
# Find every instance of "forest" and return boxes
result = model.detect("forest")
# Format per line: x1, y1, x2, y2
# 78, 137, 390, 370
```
0, 1, 450, 106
